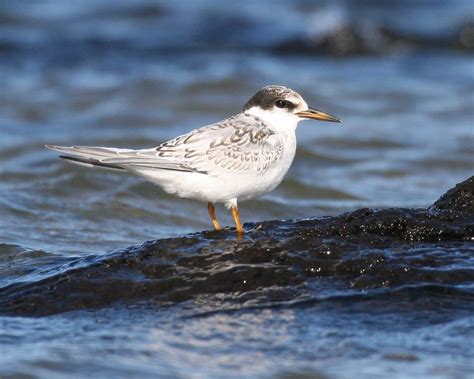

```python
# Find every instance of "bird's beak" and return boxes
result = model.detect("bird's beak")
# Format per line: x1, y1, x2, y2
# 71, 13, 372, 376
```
296, 107, 341, 123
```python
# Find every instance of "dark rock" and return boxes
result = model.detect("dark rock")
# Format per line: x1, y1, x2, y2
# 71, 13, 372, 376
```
0, 177, 473, 316
275, 22, 474, 56
430, 176, 474, 214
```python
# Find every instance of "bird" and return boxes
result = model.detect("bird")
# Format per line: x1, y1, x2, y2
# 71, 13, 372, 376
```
46, 85, 340, 234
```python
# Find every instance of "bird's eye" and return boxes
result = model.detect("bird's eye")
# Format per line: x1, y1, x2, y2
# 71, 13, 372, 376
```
275, 100, 293, 109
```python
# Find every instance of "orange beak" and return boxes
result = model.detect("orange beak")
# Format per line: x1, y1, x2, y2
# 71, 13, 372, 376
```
296, 107, 341, 123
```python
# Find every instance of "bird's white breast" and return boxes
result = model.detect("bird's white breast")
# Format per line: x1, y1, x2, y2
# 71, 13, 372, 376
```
237, 128, 296, 200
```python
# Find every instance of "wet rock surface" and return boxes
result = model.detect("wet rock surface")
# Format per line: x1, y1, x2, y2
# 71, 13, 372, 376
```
1, 177, 473, 317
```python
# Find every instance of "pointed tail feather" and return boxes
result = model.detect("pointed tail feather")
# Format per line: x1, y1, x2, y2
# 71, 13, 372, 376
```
45, 144, 127, 171
59, 155, 125, 170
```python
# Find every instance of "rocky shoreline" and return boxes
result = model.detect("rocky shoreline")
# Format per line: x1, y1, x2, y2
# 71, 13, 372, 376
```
1, 176, 472, 317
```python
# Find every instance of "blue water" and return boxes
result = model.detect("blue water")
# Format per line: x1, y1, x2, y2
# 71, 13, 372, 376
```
1, 1, 473, 378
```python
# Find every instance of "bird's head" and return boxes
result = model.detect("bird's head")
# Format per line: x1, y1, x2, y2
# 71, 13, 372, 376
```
243, 85, 340, 129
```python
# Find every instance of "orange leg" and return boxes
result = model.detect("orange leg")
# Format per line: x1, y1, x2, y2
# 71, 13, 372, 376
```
231, 206, 244, 234
207, 202, 222, 231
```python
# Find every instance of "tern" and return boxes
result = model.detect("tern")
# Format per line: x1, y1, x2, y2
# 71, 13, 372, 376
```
46, 85, 340, 234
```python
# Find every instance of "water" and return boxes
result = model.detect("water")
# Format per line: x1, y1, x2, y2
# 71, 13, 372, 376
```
1, 1, 473, 378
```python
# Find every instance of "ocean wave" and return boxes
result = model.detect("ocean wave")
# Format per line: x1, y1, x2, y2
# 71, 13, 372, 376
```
1, 176, 472, 317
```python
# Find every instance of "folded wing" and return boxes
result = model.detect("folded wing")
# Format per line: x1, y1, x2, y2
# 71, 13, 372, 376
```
46, 114, 283, 176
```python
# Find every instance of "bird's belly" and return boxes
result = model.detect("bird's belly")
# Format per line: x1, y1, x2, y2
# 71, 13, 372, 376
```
135, 163, 291, 204
235, 167, 289, 201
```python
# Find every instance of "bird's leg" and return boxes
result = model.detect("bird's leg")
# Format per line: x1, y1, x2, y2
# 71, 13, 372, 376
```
231, 206, 244, 234
207, 202, 222, 231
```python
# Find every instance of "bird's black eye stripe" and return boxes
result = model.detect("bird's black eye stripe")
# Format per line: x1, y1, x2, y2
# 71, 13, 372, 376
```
275, 100, 293, 109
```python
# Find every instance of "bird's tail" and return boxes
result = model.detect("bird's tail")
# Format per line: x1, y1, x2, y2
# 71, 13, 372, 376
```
45, 145, 130, 171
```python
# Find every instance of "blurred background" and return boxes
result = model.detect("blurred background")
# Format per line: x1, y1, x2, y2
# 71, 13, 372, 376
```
0, 0, 473, 255
1, 2, 474, 379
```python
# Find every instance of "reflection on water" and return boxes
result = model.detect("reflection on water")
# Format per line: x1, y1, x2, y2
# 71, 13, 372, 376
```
2, 299, 473, 378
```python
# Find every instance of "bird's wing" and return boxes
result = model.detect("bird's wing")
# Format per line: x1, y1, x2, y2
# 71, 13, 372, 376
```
103, 114, 284, 175
45, 144, 199, 172
47, 114, 284, 175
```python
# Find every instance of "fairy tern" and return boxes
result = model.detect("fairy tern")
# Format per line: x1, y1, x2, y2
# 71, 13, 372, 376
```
46, 85, 340, 234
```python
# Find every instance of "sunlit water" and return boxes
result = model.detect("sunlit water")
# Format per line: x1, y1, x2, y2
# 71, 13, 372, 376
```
1, 1, 473, 378
2, 53, 472, 255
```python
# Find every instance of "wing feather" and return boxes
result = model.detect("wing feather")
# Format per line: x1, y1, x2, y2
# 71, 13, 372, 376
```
46, 113, 283, 176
